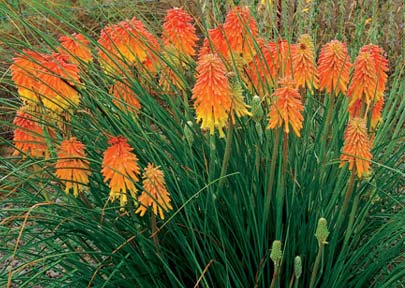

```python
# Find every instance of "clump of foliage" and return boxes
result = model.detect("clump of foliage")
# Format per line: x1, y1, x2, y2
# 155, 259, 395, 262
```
0, 1, 404, 287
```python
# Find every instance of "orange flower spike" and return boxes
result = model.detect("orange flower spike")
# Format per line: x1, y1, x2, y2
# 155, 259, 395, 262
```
199, 26, 230, 60
37, 53, 81, 113
98, 17, 159, 71
135, 163, 173, 220
348, 50, 378, 106
293, 34, 319, 92
162, 8, 198, 57
10, 50, 47, 104
111, 80, 141, 114
223, 6, 259, 61
340, 117, 373, 177
318, 40, 351, 95
360, 44, 388, 99
246, 38, 277, 95
13, 110, 55, 158
270, 40, 296, 78
192, 54, 232, 138
58, 33, 93, 63
267, 77, 304, 137
102, 136, 141, 208
55, 137, 91, 197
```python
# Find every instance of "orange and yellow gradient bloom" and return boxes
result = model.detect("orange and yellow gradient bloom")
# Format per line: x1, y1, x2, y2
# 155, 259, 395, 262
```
136, 163, 173, 220
102, 136, 141, 208
162, 7, 198, 58
13, 110, 55, 158
318, 40, 351, 95
58, 33, 93, 63
268, 77, 304, 137
192, 54, 232, 137
340, 117, 373, 177
55, 137, 91, 197
293, 34, 319, 92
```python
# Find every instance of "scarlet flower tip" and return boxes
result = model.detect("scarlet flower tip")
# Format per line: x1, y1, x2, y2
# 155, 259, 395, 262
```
10, 50, 81, 113
270, 39, 296, 78
58, 33, 93, 63
102, 136, 140, 208
318, 40, 351, 95
348, 50, 378, 106
162, 7, 198, 57
98, 17, 159, 73
55, 137, 91, 197
135, 163, 172, 220
12, 110, 55, 158
223, 6, 259, 61
340, 117, 373, 177
268, 77, 304, 137
192, 53, 232, 137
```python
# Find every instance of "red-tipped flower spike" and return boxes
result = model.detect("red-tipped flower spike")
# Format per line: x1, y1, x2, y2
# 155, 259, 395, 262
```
162, 8, 198, 57
36, 53, 81, 113
269, 39, 296, 78
199, 26, 230, 60
340, 117, 373, 177
135, 163, 173, 220
267, 77, 304, 137
55, 137, 91, 197
318, 40, 351, 95
11, 51, 81, 112
10, 50, 47, 104
58, 33, 93, 63
102, 136, 141, 208
348, 50, 378, 106
360, 44, 388, 99
223, 6, 259, 61
98, 17, 159, 73
245, 38, 277, 96
293, 34, 319, 92
192, 54, 232, 137
13, 110, 55, 158
111, 80, 141, 114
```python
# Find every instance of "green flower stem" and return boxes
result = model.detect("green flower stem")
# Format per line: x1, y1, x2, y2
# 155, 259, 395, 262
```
270, 264, 279, 288
218, 119, 234, 190
276, 131, 288, 240
265, 128, 281, 222
309, 244, 324, 288
151, 213, 160, 254
335, 172, 357, 231
343, 193, 360, 247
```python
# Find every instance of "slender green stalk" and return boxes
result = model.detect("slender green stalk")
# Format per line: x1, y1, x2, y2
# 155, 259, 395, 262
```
275, 131, 288, 240
270, 265, 279, 288
343, 193, 360, 247
218, 119, 234, 190
265, 128, 280, 212
320, 92, 335, 160
335, 173, 357, 231
309, 244, 324, 288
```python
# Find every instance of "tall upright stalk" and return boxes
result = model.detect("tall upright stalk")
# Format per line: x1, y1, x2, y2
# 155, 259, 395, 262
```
265, 129, 280, 224
276, 131, 288, 240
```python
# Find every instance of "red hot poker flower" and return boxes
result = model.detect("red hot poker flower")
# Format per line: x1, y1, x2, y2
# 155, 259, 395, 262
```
135, 163, 173, 220
162, 7, 198, 57
102, 136, 141, 208
318, 40, 351, 95
268, 77, 304, 137
55, 137, 91, 197
192, 54, 232, 137
340, 117, 373, 177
